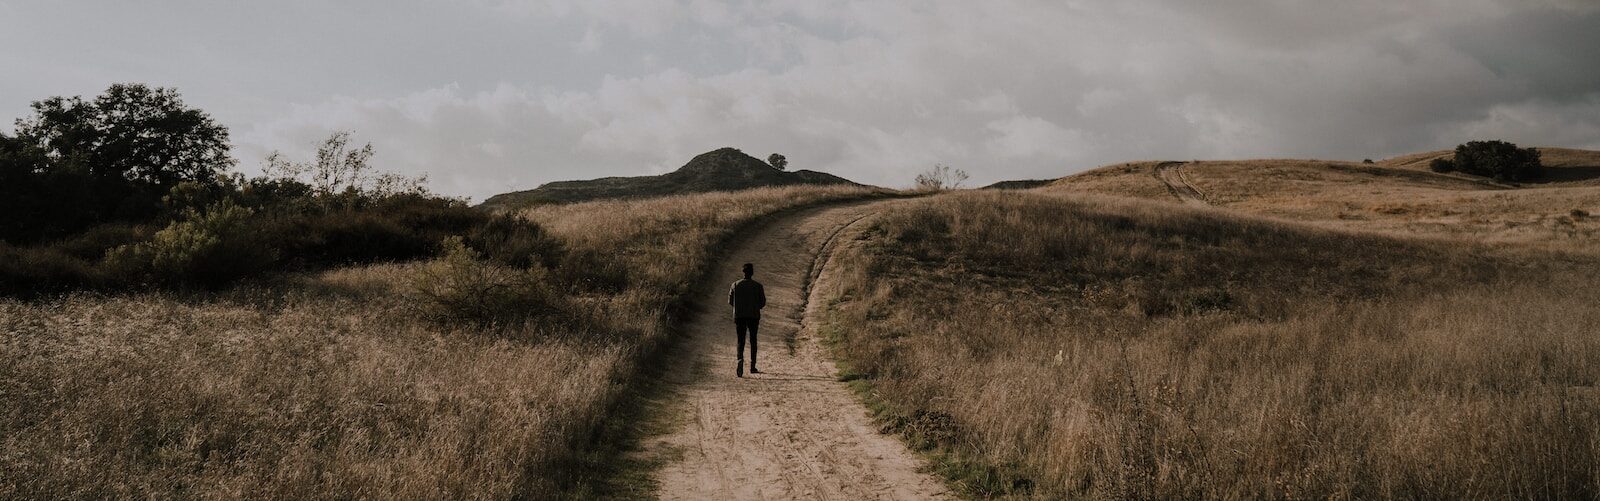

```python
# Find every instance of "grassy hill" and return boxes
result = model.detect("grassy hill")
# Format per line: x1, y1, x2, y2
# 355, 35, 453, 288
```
1377, 147, 1600, 185
1042, 147, 1600, 252
481, 148, 863, 209
815, 147, 1600, 497
820, 191, 1600, 498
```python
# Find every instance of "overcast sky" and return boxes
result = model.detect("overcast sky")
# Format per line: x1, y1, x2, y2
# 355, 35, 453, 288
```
3, 1, 1598, 200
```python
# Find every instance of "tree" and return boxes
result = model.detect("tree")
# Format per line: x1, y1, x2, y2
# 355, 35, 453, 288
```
0, 133, 60, 242
1, 84, 235, 241
768, 153, 787, 170
14, 83, 234, 188
1429, 158, 1455, 173
1450, 140, 1542, 181
262, 131, 427, 208
914, 163, 970, 191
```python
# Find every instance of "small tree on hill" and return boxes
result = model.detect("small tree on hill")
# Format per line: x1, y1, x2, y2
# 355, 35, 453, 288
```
1447, 140, 1543, 181
914, 163, 969, 191
768, 153, 787, 170
1430, 157, 1455, 173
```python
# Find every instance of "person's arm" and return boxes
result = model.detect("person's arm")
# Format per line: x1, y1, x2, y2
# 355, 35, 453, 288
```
757, 283, 766, 309
729, 282, 737, 307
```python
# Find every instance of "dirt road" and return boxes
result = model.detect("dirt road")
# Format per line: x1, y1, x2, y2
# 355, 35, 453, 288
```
641, 200, 950, 500
1155, 161, 1209, 206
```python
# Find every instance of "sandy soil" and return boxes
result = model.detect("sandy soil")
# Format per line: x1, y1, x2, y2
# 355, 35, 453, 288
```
642, 200, 950, 500
1154, 161, 1209, 206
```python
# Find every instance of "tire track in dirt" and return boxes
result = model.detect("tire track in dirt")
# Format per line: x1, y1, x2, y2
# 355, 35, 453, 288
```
1154, 161, 1210, 206
640, 199, 949, 500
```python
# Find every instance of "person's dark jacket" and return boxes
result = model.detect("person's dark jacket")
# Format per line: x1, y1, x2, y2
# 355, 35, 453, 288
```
729, 278, 766, 319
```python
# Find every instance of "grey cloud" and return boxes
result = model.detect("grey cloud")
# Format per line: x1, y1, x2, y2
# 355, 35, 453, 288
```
5, 0, 1597, 200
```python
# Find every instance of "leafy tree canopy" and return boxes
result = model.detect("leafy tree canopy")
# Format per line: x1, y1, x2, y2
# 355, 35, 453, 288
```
13, 83, 233, 188
1447, 140, 1543, 182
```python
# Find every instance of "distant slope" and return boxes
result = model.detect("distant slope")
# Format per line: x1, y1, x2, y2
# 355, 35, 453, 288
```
1041, 147, 1600, 252
1380, 147, 1600, 185
980, 179, 1054, 190
482, 148, 863, 209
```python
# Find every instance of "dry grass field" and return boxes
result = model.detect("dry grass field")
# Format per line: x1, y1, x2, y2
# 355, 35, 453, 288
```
0, 185, 883, 499
821, 191, 1600, 498
1045, 148, 1600, 253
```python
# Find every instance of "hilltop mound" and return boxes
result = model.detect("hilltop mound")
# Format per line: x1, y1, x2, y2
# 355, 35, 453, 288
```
482, 148, 863, 208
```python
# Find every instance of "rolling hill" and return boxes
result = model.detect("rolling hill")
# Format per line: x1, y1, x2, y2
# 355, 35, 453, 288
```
481, 148, 863, 209
1040, 147, 1600, 251
819, 189, 1600, 498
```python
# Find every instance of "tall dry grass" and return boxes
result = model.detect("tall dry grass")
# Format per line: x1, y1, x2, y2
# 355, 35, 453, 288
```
0, 185, 883, 499
823, 191, 1600, 498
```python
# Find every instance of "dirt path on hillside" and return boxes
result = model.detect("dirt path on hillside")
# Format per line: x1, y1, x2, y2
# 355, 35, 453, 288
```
640, 200, 950, 500
1155, 161, 1210, 206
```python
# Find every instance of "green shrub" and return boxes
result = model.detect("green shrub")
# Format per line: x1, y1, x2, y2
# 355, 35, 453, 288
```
263, 195, 486, 269
49, 224, 148, 261
555, 248, 631, 293
106, 201, 277, 287
1452, 140, 1542, 181
464, 213, 564, 268
377, 194, 484, 233
234, 176, 316, 211
270, 211, 437, 267
408, 237, 564, 326
0, 244, 103, 296
1430, 158, 1455, 173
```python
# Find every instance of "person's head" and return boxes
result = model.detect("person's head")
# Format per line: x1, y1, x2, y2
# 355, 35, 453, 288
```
742, 263, 754, 278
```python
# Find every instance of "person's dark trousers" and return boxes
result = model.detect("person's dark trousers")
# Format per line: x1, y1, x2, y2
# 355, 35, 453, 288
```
736, 317, 759, 369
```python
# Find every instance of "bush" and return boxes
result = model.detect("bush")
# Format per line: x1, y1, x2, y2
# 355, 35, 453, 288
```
263, 194, 486, 269
464, 213, 564, 268
49, 224, 148, 261
270, 211, 439, 268
375, 194, 484, 237
105, 201, 277, 287
408, 237, 564, 326
555, 248, 631, 293
914, 164, 970, 191
234, 176, 316, 211
1430, 158, 1456, 173
1451, 140, 1543, 181
0, 244, 103, 296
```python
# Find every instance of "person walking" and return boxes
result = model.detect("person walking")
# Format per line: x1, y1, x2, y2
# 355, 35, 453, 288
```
729, 262, 766, 377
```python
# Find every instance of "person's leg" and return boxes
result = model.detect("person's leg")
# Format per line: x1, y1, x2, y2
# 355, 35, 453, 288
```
748, 318, 759, 372
735, 319, 747, 377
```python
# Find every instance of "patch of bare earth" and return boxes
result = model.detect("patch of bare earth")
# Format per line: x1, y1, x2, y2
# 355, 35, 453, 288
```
640, 200, 949, 500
